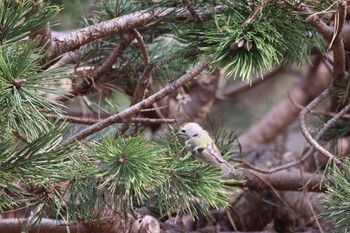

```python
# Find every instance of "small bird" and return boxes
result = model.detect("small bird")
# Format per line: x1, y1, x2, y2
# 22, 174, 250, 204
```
177, 122, 234, 174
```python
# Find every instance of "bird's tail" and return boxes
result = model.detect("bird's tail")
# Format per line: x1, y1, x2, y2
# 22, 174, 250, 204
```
220, 161, 234, 175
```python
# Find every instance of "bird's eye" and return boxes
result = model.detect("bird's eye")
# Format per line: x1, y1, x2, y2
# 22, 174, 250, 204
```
181, 129, 186, 133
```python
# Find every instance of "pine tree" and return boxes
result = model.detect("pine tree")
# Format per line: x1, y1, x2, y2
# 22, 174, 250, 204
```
0, 0, 349, 232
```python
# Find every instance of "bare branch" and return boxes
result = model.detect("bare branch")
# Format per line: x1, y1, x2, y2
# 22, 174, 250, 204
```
118, 63, 155, 134
46, 114, 175, 125
48, 6, 228, 61
227, 169, 330, 192
133, 28, 149, 66
299, 87, 344, 165
64, 61, 209, 144
288, 90, 350, 119
0, 218, 89, 233
233, 97, 348, 174
331, 0, 347, 80
300, 103, 350, 168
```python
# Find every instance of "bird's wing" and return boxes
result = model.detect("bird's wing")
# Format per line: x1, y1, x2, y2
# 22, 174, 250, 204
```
206, 143, 226, 163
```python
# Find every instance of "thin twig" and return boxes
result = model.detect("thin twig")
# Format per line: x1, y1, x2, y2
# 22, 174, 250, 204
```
328, 0, 347, 49
182, 0, 203, 21
53, 36, 133, 102
46, 51, 80, 71
232, 87, 347, 173
301, 103, 350, 167
299, 87, 344, 165
243, 0, 271, 25
13, 132, 28, 143
45, 114, 175, 125
64, 60, 209, 144
288, 90, 350, 119
133, 28, 149, 66
118, 63, 155, 134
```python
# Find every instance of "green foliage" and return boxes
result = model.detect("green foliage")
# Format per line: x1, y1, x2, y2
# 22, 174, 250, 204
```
321, 159, 350, 232
152, 130, 240, 219
94, 0, 145, 20
0, 125, 74, 213
151, 156, 233, 218
89, 135, 167, 214
0, 41, 71, 140
0, 0, 60, 44
177, 1, 324, 81
333, 78, 350, 106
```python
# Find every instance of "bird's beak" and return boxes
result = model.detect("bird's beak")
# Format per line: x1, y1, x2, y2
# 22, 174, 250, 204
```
176, 130, 183, 136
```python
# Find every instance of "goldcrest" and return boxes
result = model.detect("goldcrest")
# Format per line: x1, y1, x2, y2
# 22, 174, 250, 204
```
177, 122, 233, 174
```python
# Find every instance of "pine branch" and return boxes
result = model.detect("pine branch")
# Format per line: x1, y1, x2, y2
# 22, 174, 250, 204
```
53, 35, 133, 102
322, 159, 350, 231
64, 61, 209, 144
45, 114, 175, 125
47, 6, 228, 61
292, 1, 347, 80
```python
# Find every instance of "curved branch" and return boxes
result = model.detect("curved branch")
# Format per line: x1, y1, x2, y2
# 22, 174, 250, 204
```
133, 28, 149, 66
299, 87, 345, 166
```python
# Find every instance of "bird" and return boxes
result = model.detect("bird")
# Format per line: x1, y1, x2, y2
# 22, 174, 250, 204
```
177, 122, 234, 174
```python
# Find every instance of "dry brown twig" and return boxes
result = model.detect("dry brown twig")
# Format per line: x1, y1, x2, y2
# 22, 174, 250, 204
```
243, 0, 272, 25
133, 28, 150, 66
182, 0, 203, 21
118, 63, 155, 134
117, 28, 152, 134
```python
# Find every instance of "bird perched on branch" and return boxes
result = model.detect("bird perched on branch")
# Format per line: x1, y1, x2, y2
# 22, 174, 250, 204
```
177, 122, 234, 174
